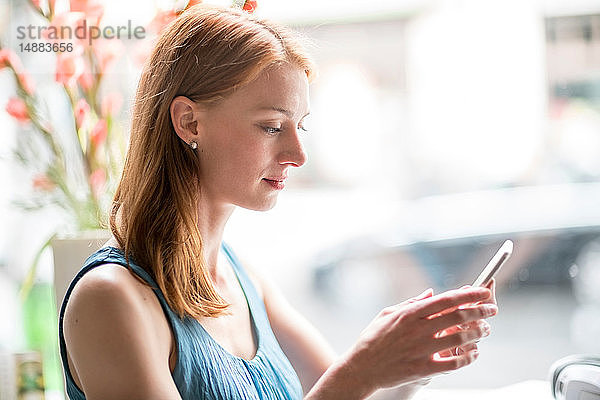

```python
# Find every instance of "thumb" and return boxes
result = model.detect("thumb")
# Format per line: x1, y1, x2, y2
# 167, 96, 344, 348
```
413, 287, 434, 301
404, 288, 434, 306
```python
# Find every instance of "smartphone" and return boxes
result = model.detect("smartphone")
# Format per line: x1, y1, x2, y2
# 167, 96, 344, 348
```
472, 240, 513, 287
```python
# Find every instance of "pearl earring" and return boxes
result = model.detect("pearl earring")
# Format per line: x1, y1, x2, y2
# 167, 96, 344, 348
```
189, 141, 198, 150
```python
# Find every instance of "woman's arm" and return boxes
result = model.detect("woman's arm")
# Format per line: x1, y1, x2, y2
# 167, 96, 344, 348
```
63, 264, 182, 400
303, 287, 496, 399
250, 265, 496, 399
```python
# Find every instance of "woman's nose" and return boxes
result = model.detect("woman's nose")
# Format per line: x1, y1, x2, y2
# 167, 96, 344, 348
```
279, 129, 307, 168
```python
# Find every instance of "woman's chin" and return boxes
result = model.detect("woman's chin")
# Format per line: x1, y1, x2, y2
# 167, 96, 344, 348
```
236, 196, 279, 212
255, 199, 278, 212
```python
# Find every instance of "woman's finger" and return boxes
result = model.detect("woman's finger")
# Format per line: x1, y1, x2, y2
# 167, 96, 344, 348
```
389, 288, 435, 313
484, 278, 497, 305
426, 303, 497, 335
413, 287, 492, 320
407, 288, 434, 303
429, 349, 479, 374
435, 319, 487, 337
456, 342, 478, 355
416, 288, 434, 300
435, 340, 478, 358
427, 323, 487, 355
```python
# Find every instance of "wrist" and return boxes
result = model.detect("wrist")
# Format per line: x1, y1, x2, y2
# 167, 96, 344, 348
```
305, 353, 374, 400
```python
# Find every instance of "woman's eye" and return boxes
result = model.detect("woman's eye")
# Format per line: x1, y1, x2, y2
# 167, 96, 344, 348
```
262, 126, 281, 135
260, 123, 308, 136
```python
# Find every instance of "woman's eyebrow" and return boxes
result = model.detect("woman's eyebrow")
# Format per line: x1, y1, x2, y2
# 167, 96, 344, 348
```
257, 106, 310, 119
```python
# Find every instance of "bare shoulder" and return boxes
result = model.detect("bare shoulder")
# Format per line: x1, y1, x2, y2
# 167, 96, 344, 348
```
63, 263, 165, 366
64, 263, 155, 329
67, 263, 150, 308
64, 262, 166, 349
63, 263, 180, 399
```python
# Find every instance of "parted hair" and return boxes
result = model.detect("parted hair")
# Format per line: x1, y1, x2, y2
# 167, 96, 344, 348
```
109, 4, 316, 318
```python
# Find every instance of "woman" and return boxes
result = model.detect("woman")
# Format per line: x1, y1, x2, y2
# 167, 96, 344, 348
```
59, 4, 498, 400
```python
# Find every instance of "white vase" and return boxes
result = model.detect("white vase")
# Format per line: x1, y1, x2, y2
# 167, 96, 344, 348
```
51, 230, 111, 313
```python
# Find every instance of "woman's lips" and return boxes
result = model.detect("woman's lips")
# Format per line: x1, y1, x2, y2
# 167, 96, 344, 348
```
263, 178, 285, 190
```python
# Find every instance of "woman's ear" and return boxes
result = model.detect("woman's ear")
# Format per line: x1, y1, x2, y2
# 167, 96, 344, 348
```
170, 96, 202, 146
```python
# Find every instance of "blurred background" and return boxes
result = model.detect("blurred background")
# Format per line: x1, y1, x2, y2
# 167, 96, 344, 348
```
1, 0, 600, 398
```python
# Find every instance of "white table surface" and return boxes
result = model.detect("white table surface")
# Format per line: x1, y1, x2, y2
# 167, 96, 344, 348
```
45, 380, 554, 400
413, 380, 553, 400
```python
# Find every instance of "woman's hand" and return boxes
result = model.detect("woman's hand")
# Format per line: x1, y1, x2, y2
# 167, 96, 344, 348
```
436, 279, 497, 359
340, 286, 497, 396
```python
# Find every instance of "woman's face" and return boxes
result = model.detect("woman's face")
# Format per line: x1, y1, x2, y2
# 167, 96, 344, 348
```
196, 63, 310, 212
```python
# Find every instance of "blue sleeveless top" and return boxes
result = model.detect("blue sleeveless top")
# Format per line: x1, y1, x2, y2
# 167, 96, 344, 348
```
58, 242, 303, 400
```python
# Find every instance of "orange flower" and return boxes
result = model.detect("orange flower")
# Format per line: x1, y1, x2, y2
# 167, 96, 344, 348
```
89, 168, 106, 196
101, 92, 123, 117
55, 50, 85, 87
0, 48, 24, 73
46, 12, 86, 43
147, 10, 178, 34
5, 97, 29, 123
0, 50, 35, 94
242, 0, 257, 13
0, 50, 8, 69
17, 72, 36, 95
78, 65, 94, 90
32, 174, 56, 192
186, 0, 203, 9
70, 0, 104, 23
74, 98, 90, 127
91, 118, 107, 147
92, 38, 124, 73
132, 38, 155, 68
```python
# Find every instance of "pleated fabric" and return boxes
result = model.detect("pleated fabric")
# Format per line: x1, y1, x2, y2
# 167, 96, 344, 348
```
58, 242, 303, 400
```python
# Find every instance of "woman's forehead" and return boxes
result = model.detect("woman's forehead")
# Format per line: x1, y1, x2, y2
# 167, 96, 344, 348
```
252, 105, 310, 119
225, 64, 309, 116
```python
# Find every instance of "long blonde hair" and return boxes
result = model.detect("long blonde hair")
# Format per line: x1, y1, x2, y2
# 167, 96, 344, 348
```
110, 4, 316, 318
